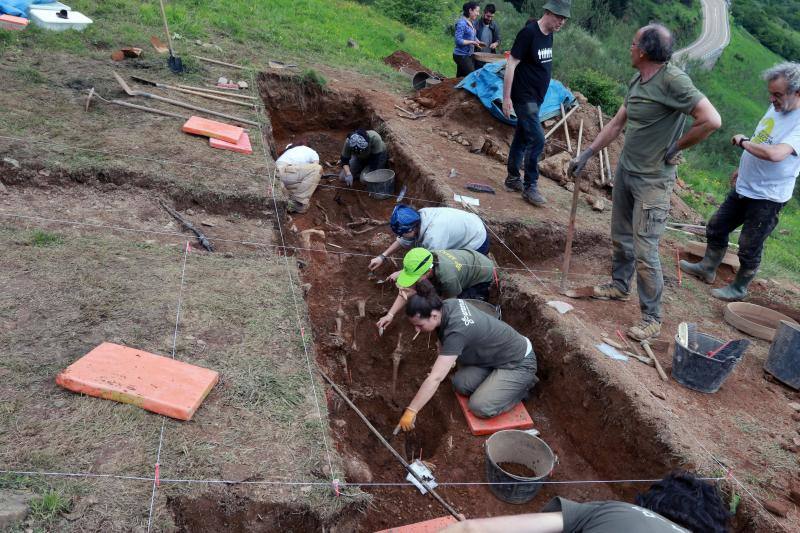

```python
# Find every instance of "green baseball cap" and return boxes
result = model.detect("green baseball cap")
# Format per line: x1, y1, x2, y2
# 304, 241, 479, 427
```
397, 248, 434, 288
543, 0, 571, 18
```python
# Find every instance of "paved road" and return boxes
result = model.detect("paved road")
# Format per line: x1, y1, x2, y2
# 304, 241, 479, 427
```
675, 0, 730, 67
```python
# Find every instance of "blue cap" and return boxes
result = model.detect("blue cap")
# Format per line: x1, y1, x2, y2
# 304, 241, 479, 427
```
390, 205, 420, 236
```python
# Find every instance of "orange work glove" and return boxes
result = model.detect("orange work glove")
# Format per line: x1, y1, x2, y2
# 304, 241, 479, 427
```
397, 408, 417, 432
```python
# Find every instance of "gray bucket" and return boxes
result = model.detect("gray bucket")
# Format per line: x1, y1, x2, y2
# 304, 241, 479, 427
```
361, 169, 395, 200
464, 299, 501, 319
485, 430, 554, 504
672, 332, 748, 393
764, 320, 800, 390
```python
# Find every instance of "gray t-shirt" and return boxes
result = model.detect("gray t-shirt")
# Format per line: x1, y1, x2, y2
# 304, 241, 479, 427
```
434, 249, 494, 298
399, 207, 486, 251
438, 299, 528, 369
543, 497, 689, 533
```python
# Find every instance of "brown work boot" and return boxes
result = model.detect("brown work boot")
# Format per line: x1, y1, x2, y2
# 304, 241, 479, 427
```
627, 319, 661, 342
591, 282, 630, 301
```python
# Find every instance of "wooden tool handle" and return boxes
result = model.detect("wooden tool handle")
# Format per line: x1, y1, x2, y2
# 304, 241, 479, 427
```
158, 0, 175, 54
642, 342, 668, 381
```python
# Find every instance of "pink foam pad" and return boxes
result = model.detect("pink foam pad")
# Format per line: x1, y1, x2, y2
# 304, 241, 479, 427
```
182, 115, 244, 143
374, 516, 458, 533
56, 342, 219, 421
209, 131, 252, 154
456, 392, 534, 436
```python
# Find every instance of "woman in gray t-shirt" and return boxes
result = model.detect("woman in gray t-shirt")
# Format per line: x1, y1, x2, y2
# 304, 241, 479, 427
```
395, 280, 538, 433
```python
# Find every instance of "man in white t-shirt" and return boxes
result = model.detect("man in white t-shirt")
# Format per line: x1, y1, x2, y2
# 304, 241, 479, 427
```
275, 138, 322, 213
681, 62, 800, 301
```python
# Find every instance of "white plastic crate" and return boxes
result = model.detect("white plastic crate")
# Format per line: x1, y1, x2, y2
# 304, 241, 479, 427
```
29, 8, 92, 31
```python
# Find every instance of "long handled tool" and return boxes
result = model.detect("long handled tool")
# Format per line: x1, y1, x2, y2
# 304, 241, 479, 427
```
158, 0, 183, 73
85, 88, 189, 119
176, 84, 257, 100
160, 200, 214, 251
319, 370, 464, 522
130, 76, 255, 108
560, 119, 584, 292
112, 71, 259, 126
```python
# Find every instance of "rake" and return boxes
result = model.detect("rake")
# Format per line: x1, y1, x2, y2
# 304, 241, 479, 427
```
112, 71, 259, 126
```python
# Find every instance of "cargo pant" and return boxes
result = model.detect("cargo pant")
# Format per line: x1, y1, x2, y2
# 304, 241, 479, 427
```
610, 166, 673, 323
451, 343, 538, 418
706, 190, 785, 271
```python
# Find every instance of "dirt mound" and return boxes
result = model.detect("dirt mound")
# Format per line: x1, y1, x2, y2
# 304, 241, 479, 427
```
418, 77, 460, 107
383, 50, 441, 77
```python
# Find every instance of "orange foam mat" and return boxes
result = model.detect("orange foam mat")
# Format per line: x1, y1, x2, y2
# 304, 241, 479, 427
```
374, 516, 457, 533
181, 115, 244, 143
456, 392, 534, 436
209, 131, 252, 154
56, 342, 219, 421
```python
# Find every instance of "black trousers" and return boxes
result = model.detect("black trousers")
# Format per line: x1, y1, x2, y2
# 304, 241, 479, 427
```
706, 190, 785, 271
453, 54, 475, 77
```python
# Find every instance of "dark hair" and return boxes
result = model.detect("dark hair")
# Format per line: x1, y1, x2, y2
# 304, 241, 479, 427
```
484, 3, 496, 14
405, 279, 443, 319
462, 2, 479, 17
635, 471, 730, 532
638, 24, 674, 63
281, 136, 308, 155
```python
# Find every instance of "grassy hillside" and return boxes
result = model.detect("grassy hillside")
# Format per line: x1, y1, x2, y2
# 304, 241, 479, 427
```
685, 25, 800, 280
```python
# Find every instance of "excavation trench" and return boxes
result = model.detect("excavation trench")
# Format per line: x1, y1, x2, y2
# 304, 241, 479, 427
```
260, 73, 682, 531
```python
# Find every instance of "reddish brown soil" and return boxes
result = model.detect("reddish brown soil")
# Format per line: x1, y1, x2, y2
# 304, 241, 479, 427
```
383, 50, 442, 78
497, 462, 540, 478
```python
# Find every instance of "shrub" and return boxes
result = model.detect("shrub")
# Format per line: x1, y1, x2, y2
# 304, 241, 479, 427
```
570, 68, 624, 111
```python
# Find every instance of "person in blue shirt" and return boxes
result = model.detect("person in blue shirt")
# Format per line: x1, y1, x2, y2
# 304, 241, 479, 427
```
453, 2, 485, 77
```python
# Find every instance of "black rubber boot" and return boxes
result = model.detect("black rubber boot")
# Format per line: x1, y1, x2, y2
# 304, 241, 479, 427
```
711, 268, 757, 301
679, 247, 726, 284
504, 175, 524, 192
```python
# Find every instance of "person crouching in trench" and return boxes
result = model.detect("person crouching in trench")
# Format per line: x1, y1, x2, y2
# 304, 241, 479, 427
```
395, 280, 538, 432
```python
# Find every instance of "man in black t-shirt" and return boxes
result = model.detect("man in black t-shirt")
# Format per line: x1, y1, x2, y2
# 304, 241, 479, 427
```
502, 0, 570, 206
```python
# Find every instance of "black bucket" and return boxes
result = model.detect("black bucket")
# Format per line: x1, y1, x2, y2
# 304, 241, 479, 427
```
764, 320, 800, 390
672, 332, 749, 393
361, 169, 395, 200
484, 430, 554, 504
464, 299, 501, 319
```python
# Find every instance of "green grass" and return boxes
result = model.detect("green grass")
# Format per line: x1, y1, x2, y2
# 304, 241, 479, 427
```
29, 230, 64, 247
683, 24, 800, 282
29, 489, 71, 523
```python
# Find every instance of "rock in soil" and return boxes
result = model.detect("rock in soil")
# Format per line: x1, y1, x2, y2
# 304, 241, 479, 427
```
762, 499, 789, 517
343, 455, 373, 483
592, 197, 606, 212
538, 152, 572, 183
788, 402, 800, 412
0, 491, 33, 529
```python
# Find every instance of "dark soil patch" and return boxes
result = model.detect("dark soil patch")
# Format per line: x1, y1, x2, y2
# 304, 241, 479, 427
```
170, 496, 323, 533
497, 462, 539, 478
383, 50, 442, 78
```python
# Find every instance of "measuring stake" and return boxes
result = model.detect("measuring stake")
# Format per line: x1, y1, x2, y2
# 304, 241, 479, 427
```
560, 119, 584, 292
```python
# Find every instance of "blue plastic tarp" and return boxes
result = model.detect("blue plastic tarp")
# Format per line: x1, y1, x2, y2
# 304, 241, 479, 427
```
0, 0, 57, 17
455, 60, 576, 126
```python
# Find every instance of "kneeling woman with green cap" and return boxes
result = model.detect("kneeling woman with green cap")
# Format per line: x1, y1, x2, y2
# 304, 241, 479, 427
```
396, 281, 538, 432
377, 247, 496, 331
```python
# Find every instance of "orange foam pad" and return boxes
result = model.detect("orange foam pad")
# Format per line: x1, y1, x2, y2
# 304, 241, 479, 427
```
209, 131, 252, 154
0, 14, 29, 30
456, 392, 534, 436
56, 342, 219, 421
374, 516, 457, 533
181, 116, 244, 143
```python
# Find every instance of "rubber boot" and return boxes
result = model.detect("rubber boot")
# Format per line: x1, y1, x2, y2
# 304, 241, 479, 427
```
711, 268, 757, 301
679, 247, 726, 284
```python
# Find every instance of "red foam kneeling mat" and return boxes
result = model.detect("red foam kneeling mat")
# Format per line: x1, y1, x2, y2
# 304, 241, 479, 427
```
374, 516, 457, 533
456, 392, 534, 436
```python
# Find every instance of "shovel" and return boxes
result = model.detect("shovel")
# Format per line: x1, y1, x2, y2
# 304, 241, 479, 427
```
130, 75, 255, 108
158, 0, 184, 73
112, 71, 259, 126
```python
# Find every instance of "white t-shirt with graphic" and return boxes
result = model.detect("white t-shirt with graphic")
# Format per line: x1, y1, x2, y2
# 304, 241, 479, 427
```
736, 105, 800, 203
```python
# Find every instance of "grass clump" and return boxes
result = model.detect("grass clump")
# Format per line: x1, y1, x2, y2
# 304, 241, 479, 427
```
29, 230, 64, 247
570, 68, 623, 110
302, 68, 328, 89
29, 489, 70, 522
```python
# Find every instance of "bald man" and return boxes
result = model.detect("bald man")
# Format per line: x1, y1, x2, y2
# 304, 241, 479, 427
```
569, 24, 721, 341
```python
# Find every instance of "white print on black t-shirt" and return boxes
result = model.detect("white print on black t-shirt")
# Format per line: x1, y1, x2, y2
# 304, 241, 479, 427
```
538, 47, 552, 63
457, 299, 475, 326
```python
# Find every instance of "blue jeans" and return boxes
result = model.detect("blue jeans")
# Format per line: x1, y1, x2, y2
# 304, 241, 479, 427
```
507, 100, 544, 188
610, 166, 672, 323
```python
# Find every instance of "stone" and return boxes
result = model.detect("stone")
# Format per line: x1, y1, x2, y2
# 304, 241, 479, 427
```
2, 157, 20, 169
415, 96, 436, 109
460, 139, 471, 146
565, 182, 574, 192
38, 169, 51, 177
592, 197, 606, 212
343, 455, 373, 483
789, 402, 800, 412
347, 38, 358, 48
438, 131, 448, 138
237, 80, 248, 89
762, 499, 789, 517
332, 418, 346, 428
538, 151, 573, 183
0, 491, 33, 528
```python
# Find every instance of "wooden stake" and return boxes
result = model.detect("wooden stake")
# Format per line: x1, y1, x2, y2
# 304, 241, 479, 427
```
561, 103, 572, 153
560, 118, 584, 292
642, 341, 669, 382
544, 105, 579, 139
597, 106, 606, 184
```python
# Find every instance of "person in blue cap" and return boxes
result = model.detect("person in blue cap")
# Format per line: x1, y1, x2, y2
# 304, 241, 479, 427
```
368, 205, 489, 271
